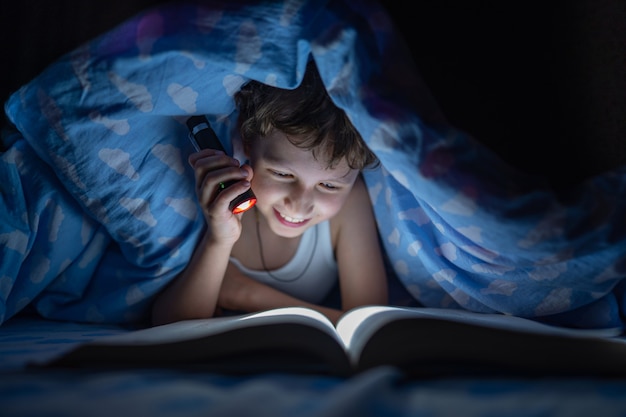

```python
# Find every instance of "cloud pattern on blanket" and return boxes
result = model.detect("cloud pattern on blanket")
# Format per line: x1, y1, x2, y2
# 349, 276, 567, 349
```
2, 0, 626, 328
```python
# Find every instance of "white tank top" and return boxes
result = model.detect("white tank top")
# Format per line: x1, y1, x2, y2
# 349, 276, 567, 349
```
229, 221, 338, 304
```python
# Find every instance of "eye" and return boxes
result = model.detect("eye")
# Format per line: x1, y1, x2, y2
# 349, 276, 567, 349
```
270, 170, 292, 178
320, 182, 340, 191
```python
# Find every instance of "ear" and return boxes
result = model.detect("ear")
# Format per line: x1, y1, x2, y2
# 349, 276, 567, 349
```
242, 139, 252, 158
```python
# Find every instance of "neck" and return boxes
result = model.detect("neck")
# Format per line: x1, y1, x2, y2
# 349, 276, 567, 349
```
253, 206, 318, 281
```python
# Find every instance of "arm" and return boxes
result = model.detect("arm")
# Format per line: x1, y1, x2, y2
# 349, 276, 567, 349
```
333, 175, 388, 309
218, 264, 345, 324
151, 149, 252, 326
151, 232, 233, 325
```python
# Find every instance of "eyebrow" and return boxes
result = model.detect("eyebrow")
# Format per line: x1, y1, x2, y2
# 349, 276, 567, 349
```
262, 154, 356, 183
331, 169, 358, 183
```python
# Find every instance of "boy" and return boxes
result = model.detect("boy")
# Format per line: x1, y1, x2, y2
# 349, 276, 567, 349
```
152, 60, 388, 326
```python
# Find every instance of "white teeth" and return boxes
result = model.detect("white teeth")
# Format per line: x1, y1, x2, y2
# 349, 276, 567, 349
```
281, 213, 305, 223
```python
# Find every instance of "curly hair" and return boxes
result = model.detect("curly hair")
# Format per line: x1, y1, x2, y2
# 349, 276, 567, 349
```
234, 60, 378, 170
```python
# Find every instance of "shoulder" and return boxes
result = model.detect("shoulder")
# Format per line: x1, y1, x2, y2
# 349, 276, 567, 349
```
343, 175, 370, 207
330, 175, 373, 243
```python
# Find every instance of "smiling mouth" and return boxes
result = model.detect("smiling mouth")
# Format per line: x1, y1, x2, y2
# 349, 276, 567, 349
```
281, 213, 306, 223
274, 209, 310, 226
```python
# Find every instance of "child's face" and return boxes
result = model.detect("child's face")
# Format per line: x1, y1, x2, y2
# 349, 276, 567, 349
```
247, 129, 360, 238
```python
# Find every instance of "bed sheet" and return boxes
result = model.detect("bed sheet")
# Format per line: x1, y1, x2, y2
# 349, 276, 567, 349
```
2, 316, 626, 417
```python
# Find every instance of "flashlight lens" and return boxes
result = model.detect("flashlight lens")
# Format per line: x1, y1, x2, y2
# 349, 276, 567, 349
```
232, 198, 257, 214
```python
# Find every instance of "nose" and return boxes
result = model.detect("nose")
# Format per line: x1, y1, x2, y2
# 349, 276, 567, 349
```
284, 184, 314, 216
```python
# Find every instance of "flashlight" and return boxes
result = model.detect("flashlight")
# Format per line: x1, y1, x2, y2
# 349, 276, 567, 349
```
186, 115, 257, 214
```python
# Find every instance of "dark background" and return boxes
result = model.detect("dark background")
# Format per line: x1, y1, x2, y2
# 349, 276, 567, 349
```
1, 0, 624, 187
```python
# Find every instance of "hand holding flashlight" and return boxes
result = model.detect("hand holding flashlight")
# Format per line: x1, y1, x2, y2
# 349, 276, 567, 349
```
186, 116, 257, 214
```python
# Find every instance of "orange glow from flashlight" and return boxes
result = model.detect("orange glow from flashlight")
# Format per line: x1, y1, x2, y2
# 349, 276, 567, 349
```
232, 198, 257, 214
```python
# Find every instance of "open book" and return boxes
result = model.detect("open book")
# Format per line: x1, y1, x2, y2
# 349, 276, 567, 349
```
42, 305, 626, 377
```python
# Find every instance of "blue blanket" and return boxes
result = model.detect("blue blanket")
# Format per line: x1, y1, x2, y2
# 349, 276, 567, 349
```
2, 0, 625, 328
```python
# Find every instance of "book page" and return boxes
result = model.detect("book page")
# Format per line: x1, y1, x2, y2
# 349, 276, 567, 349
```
335, 306, 625, 366
88, 307, 339, 346
41, 306, 355, 375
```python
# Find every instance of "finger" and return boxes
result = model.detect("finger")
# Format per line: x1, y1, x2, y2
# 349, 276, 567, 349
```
239, 163, 254, 182
188, 148, 231, 168
199, 181, 251, 219
197, 167, 250, 209
191, 154, 240, 188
